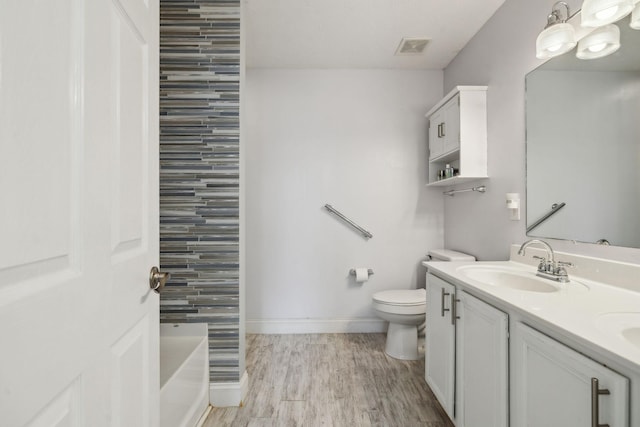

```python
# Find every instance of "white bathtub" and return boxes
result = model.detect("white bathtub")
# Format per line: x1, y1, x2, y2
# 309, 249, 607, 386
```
160, 323, 209, 427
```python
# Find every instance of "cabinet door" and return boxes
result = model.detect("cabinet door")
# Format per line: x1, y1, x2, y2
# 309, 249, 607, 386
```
428, 108, 445, 160
512, 322, 629, 427
441, 94, 460, 156
455, 291, 509, 427
426, 273, 456, 419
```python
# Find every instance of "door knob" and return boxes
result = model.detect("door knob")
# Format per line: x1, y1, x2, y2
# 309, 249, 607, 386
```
149, 266, 170, 294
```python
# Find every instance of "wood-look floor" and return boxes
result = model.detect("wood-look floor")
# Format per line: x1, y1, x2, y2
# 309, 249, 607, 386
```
203, 333, 454, 427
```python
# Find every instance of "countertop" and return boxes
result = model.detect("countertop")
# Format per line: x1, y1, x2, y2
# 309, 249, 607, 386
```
422, 257, 640, 374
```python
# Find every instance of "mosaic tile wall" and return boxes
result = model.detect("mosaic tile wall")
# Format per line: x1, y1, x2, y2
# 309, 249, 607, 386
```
159, 0, 241, 383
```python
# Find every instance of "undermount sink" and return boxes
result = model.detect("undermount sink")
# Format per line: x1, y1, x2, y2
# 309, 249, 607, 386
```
596, 313, 640, 351
457, 265, 588, 293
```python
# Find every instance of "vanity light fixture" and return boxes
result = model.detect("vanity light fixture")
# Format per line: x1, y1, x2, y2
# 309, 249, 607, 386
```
581, 0, 634, 27
631, 0, 640, 29
536, 2, 577, 59
576, 24, 621, 58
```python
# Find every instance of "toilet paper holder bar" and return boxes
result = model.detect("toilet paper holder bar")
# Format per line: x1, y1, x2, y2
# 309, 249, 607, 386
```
349, 268, 374, 276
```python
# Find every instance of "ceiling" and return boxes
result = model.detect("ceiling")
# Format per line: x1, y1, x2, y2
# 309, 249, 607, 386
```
245, 0, 507, 70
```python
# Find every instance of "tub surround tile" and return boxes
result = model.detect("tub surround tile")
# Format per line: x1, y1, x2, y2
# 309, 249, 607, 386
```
159, 0, 241, 384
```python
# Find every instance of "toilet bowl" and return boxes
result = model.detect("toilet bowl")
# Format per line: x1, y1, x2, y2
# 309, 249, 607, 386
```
372, 249, 476, 360
372, 289, 426, 360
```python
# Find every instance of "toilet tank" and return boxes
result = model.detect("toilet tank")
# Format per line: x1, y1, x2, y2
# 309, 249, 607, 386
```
428, 249, 475, 262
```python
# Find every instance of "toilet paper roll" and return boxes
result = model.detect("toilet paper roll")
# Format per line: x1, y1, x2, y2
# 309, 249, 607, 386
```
355, 267, 369, 283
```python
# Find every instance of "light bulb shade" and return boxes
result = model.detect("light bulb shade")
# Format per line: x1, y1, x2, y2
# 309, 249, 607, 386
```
581, 0, 634, 27
576, 24, 621, 59
536, 23, 577, 59
631, 3, 640, 29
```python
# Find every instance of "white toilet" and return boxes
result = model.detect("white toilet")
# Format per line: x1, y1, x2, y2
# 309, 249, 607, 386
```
372, 249, 475, 360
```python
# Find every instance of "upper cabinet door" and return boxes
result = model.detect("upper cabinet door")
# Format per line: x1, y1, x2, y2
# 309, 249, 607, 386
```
440, 95, 461, 156
428, 108, 446, 160
428, 95, 459, 161
512, 322, 629, 427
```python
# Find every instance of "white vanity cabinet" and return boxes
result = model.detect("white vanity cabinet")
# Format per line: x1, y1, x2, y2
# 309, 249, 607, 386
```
512, 322, 629, 427
426, 273, 509, 426
425, 86, 488, 186
426, 275, 456, 418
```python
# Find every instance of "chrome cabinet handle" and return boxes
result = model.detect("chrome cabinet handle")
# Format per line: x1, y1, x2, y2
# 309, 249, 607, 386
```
591, 377, 611, 427
440, 122, 445, 137
149, 266, 171, 294
441, 288, 450, 317
451, 294, 460, 325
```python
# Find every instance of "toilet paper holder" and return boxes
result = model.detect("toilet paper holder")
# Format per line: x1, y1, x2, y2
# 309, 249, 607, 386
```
349, 268, 374, 276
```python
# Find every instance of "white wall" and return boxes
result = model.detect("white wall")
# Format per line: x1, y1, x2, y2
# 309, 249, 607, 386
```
442, 0, 640, 263
246, 69, 444, 332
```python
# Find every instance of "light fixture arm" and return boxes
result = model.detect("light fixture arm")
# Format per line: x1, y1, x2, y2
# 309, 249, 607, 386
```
546, 1, 571, 28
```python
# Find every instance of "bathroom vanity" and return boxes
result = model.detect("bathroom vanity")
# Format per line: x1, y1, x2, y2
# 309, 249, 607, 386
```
423, 246, 640, 427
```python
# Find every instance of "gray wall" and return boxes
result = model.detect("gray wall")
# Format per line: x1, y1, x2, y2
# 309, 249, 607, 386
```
442, 0, 640, 263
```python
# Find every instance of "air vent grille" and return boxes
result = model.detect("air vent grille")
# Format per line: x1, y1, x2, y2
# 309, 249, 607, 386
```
395, 37, 430, 55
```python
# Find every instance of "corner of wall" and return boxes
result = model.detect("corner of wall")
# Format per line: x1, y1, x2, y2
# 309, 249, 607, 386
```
209, 371, 249, 408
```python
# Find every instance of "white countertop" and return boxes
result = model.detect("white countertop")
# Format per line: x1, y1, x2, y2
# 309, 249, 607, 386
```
422, 256, 640, 374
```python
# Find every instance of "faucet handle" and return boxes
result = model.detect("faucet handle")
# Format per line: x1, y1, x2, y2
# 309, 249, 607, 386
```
532, 255, 546, 266
533, 255, 554, 273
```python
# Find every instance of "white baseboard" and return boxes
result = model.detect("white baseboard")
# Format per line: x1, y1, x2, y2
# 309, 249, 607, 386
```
246, 317, 387, 334
209, 371, 249, 408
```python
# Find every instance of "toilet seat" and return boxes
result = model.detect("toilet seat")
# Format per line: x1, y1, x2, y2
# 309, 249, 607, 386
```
372, 289, 426, 315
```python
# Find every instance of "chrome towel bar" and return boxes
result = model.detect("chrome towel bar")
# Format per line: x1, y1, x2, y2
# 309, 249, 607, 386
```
443, 185, 486, 197
324, 204, 373, 239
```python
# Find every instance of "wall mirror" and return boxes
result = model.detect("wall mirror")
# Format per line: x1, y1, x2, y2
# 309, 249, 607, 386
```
526, 16, 640, 248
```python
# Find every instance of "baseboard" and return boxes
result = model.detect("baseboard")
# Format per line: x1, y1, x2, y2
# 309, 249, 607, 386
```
194, 406, 212, 427
246, 317, 387, 334
209, 371, 249, 408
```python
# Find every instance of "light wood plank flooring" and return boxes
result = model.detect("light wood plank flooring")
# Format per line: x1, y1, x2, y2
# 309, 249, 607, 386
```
204, 333, 453, 427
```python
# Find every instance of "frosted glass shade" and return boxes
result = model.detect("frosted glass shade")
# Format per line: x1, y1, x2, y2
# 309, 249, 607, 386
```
581, 0, 634, 27
631, 2, 640, 29
536, 23, 577, 59
576, 24, 621, 59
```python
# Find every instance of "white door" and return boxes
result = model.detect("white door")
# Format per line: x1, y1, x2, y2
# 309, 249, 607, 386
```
455, 290, 508, 427
512, 322, 629, 427
0, 0, 159, 425
425, 273, 456, 419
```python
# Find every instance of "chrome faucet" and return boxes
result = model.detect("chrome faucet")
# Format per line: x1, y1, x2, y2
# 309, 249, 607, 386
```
518, 239, 572, 283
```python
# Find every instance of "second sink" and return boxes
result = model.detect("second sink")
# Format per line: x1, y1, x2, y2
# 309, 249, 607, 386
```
596, 312, 640, 351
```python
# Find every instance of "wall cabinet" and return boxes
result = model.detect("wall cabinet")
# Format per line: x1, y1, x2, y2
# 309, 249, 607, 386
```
512, 322, 629, 427
425, 273, 508, 426
425, 86, 488, 186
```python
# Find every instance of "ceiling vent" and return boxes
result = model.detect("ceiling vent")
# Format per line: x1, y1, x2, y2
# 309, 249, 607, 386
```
395, 37, 430, 55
